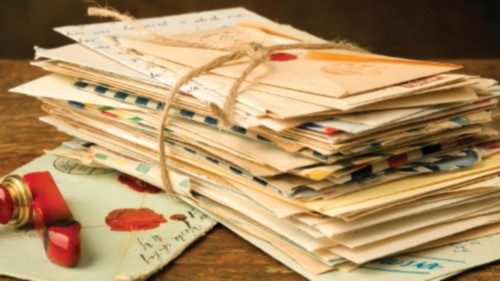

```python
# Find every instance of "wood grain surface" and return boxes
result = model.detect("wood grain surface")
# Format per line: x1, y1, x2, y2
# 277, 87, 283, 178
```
0, 59, 499, 281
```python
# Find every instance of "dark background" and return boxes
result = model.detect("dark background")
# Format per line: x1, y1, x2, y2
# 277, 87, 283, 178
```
0, 0, 499, 59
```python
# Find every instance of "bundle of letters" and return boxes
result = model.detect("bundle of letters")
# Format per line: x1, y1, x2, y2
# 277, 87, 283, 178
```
12, 7, 500, 281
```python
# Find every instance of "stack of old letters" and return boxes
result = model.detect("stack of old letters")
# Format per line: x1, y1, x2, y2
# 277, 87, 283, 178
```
11, 7, 500, 280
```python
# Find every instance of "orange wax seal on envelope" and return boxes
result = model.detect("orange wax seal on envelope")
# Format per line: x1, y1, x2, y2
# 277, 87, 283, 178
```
0, 171, 81, 267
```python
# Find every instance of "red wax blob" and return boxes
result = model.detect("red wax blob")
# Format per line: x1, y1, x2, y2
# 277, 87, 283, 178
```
270, 52, 298, 61
0, 184, 14, 224
117, 174, 163, 194
325, 126, 340, 135
46, 222, 82, 267
105, 208, 166, 231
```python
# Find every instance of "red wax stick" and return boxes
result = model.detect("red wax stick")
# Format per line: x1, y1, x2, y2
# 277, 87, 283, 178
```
0, 171, 81, 267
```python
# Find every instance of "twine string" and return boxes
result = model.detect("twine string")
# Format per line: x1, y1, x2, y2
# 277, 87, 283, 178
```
88, 7, 367, 194
156, 51, 245, 194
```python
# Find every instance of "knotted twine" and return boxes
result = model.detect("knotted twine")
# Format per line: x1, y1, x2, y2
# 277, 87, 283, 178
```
87, 7, 368, 195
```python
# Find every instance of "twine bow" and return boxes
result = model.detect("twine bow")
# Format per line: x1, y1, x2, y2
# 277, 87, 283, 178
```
88, 7, 367, 195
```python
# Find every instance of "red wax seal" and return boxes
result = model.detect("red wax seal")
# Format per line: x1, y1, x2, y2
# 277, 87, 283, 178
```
105, 208, 166, 231
325, 126, 340, 135
270, 52, 298, 61
118, 174, 163, 194
0, 184, 14, 224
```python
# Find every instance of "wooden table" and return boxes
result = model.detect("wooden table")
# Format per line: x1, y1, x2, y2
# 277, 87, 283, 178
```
1, 59, 499, 281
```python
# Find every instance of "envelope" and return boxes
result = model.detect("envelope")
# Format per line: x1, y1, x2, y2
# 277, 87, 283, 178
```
410, 222, 500, 252
332, 197, 500, 248
306, 152, 500, 213
9, 74, 145, 111
314, 189, 500, 237
116, 26, 461, 98
330, 212, 500, 264
309, 177, 500, 227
